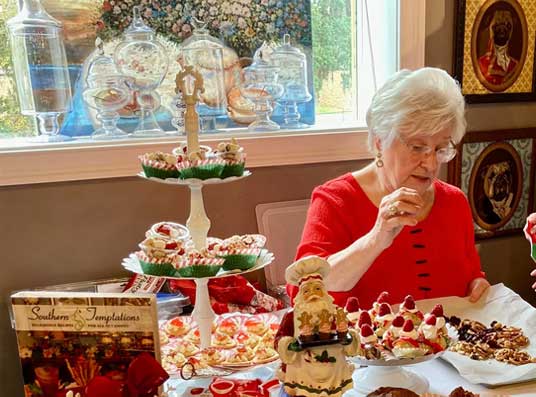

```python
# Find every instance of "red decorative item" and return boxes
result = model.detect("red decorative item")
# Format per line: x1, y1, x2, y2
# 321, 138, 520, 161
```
208, 378, 271, 397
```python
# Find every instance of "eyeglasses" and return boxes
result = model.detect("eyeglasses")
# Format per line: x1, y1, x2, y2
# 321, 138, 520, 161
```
398, 135, 457, 163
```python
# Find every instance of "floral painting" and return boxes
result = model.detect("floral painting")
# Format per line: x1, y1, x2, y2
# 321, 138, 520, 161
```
99, 0, 312, 58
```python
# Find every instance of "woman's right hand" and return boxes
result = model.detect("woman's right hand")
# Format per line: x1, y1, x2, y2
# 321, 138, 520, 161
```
371, 187, 424, 250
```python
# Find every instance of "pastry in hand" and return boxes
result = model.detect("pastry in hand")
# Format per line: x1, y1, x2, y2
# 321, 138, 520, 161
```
382, 315, 405, 350
418, 314, 449, 354
398, 295, 424, 326
374, 303, 395, 338
391, 319, 426, 359
369, 291, 390, 321
344, 296, 362, 325
359, 323, 382, 359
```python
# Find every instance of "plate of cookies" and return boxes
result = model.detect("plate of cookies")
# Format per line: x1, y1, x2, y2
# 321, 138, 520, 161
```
415, 283, 536, 386
159, 312, 281, 377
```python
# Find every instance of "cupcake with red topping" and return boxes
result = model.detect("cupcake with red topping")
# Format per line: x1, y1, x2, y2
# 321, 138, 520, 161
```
374, 303, 395, 338
382, 315, 405, 350
216, 234, 267, 271
176, 147, 225, 180
139, 152, 180, 179
136, 237, 178, 277
175, 248, 225, 278
146, 221, 190, 242
344, 297, 362, 326
214, 138, 246, 178
391, 319, 426, 359
369, 291, 390, 321
359, 323, 382, 359
418, 314, 449, 354
398, 295, 424, 326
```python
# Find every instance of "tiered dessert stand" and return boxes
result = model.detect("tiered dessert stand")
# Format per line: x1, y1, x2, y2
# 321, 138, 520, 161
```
122, 67, 274, 352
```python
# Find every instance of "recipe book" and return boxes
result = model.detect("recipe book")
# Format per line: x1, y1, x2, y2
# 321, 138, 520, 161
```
11, 291, 160, 397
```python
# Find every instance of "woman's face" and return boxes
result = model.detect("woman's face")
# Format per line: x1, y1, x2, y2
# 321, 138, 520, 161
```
377, 129, 453, 195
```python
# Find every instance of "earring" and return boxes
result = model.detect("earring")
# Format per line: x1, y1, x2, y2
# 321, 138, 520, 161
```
375, 152, 384, 168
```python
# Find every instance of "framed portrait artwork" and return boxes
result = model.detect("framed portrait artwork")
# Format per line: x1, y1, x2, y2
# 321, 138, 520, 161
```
447, 129, 536, 239
453, 0, 536, 103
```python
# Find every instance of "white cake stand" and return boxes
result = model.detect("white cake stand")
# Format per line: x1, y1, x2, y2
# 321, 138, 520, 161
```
347, 351, 445, 396
138, 170, 251, 250
122, 250, 274, 350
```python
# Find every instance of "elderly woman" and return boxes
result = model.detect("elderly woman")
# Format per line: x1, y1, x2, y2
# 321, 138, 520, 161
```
290, 67, 490, 308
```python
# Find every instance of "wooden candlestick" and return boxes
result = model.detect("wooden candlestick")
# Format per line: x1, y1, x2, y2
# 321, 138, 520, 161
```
175, 66, 204, 157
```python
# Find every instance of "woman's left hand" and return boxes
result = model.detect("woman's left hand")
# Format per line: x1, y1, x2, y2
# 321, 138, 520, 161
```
468, 277, 491, 302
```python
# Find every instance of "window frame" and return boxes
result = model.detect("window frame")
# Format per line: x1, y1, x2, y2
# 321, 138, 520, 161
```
0, 0, 425, 186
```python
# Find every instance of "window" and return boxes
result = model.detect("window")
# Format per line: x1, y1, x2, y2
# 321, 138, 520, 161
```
0, 0, 424, 185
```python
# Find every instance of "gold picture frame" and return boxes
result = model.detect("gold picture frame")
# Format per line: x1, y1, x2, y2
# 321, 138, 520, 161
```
454, 0, 536, 102
448, 129, 536, 240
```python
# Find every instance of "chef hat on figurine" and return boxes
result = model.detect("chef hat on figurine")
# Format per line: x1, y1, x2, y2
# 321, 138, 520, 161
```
285, 255, 330, 286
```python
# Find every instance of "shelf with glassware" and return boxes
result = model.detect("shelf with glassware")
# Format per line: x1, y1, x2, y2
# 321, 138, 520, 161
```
122, 65, 275, 365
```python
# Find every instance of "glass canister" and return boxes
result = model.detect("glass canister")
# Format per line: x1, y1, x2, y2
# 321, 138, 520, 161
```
269, 34, 312, 129
7, 0, 72, 142
177, 18, 227, 133
240, 43, 284, 132
83, 39, 131, 140
114, 6, 169, 137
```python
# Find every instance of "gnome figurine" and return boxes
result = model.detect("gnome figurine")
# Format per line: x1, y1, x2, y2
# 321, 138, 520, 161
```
275, 256, 360, 397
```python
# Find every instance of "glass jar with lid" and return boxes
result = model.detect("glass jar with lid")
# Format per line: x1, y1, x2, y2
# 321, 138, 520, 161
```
177, 18, 227, 133
240, 43, 284, 132
114, 6, 169, 137
82, 38, 132, 140
269, 34, 312, 129
7, 0, 72, 142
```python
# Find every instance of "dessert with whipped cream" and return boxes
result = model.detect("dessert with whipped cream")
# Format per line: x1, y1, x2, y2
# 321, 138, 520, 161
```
244, 317, 268, 336
391, 319, 426, 359
146, 221, 190, 242
381, 315, 405, 350
252, 345, 278, 364
344, 297, 362, 325
397, 295, 424, 326
359, 323, 382, 359
374, 303, 395, 338
212, 331, 237, 349
418, 314, 449, 354
369, 291, 390, 321
139, 152, 180, 179
174, 248, 225, 278
165, 317, 191, 337
226, 344, 255, 364
217, 317, 241, 336
216, 234, 267, 271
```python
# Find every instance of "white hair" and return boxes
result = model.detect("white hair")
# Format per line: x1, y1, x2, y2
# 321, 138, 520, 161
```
366, 67, 466, 152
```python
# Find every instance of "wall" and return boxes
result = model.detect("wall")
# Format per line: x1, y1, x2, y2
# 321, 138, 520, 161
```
2, 2, 536, 396
426, 0, 536, 306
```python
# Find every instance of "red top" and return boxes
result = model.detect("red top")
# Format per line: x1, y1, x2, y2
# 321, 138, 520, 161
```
289, 173, 485, 309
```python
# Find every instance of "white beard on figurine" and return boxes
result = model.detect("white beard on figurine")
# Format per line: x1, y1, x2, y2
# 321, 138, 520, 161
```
275, 256, 361, 397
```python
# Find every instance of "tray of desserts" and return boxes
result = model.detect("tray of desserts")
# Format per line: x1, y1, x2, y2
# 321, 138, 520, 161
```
415, 283, 536, 386
122, 223, 273, 279
137, 170, 252, 186
343, 293, 454, 366
159, 311, 281, 377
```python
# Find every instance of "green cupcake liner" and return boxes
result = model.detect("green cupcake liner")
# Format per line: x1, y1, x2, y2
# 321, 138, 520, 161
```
139, 259, 176, 277
221, 162, 245, 178
179, 164, 224, 180
221, 254, 259, 271
176, 265, 222, 278
142, 164, 180, 179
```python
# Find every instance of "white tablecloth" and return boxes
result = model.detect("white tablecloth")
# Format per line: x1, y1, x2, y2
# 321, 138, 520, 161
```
345, 359, 536, 397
